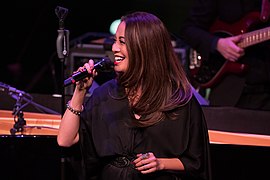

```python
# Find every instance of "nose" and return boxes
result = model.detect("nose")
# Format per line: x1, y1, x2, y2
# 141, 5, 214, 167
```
112, 43, 120, 52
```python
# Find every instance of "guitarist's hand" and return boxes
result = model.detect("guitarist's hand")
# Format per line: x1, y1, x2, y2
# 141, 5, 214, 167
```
216, 35, 245, 62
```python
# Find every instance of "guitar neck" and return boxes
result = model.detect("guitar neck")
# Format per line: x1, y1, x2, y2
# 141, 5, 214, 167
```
238, 26, 270, 48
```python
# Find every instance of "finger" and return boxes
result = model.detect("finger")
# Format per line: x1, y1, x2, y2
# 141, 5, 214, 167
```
227, 57, 236, 62
81, 59, 94, 73
140, 167, 157, 174
225, 49, 239, 62
92, 69, 98, 77
231, 35, 242, 43
84, 63, 91, 73
137, 161, 159, 174
134, 153, 149, 165
141, 153, 150, 160
75, 66, 85, 73
137, 162, 151, 171
89, 59, 94, 66
88, 59, 95, 70
135, 158, 150, 168
230, 48, 243, 59
135, 152, 155, 168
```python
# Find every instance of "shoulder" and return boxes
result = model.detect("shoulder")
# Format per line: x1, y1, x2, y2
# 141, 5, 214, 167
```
178, 95, 204, 117
92, 79, 117, 96
84, 79, 118, 107
189, 95, 205, 112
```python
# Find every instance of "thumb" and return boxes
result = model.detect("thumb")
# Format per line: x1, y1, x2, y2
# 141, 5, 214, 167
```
231, 35, 242, 43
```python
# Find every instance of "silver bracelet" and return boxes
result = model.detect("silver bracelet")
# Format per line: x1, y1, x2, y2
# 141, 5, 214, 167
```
66, 100, 84, 116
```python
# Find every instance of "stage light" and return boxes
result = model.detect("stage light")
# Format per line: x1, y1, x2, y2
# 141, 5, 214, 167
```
109, 19, 121, 34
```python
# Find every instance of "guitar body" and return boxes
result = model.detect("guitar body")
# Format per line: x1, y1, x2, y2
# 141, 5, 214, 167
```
190, 12, 269, 88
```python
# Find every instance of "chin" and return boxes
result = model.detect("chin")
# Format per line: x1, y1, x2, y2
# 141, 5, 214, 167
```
114, 67, 126, 73
114, 66, 121, 72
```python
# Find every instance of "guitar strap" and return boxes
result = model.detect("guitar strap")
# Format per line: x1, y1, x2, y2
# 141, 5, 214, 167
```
260, 0, 270, 22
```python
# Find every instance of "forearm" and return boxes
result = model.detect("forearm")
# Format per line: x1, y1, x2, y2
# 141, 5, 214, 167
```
57, 88, 87, 147
158, 158, 185, 171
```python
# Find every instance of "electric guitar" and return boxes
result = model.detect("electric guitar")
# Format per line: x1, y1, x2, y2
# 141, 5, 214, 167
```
189, 12, 270, 88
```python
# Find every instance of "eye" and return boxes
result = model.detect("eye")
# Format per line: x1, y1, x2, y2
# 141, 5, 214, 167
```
120, 40, 126, 45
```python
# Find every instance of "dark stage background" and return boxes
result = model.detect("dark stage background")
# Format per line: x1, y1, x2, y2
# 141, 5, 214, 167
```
0, 0, 192, 95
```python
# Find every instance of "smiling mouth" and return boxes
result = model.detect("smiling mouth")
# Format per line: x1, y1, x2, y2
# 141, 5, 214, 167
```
114, 57, 125, 64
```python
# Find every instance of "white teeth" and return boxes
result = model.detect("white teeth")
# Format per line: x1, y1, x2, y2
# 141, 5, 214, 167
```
115, 57, 124, 62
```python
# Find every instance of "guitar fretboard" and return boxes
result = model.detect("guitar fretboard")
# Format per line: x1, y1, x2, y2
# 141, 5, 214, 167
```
238, 26, 270, 48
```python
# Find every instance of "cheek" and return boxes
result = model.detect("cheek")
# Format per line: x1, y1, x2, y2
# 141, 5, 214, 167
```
119, 59, 128, 71
121, 46, 128, 57
120, 47, 128, 70
122, 60, 129, 71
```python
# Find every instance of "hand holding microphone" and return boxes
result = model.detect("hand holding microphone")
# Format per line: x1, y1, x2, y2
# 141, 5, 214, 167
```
64, 57, 113, 87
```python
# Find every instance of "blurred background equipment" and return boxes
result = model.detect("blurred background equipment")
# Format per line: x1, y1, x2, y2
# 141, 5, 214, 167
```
0, 0, 192, 95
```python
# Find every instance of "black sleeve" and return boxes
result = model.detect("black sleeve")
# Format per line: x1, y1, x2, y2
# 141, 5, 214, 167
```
78, 96, 102, 180
180, 97, 212, 180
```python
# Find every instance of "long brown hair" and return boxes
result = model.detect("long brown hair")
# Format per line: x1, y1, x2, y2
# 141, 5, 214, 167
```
116, 11, 192, 127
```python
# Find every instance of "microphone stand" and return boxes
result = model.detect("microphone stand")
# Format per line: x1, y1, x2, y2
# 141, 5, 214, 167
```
55, 6, 69, 180
10, 92, 26, 135
55, 6, 69, 117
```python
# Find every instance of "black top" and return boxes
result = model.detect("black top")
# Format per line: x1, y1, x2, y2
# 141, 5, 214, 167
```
79, 79, 211, 180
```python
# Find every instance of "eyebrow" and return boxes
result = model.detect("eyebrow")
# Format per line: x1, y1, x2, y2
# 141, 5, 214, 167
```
119, 36, 125, 39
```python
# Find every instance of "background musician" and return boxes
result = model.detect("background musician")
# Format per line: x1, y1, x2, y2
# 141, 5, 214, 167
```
179, 0, 270, 110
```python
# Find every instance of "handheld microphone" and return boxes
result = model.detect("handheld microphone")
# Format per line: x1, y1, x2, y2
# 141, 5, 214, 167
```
64, 57, 113, 87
